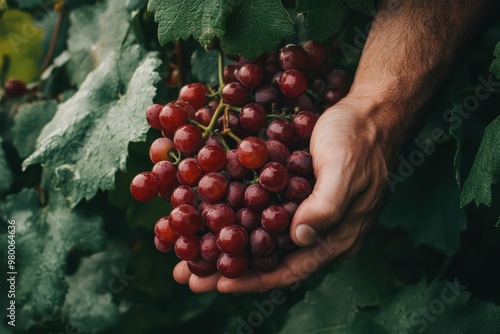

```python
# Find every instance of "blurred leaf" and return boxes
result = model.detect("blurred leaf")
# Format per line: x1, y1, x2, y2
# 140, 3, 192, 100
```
0, 9, 43, 83
63, 241, 129, 334
23, 0, 161, 208
190, 49, 231, 86
490, 41, 500, 78
148, 0, 232, 48
12, 100, 57, 158
0, 188, 105, 330
449, 105, 464, 184
126, 0, 147, 10
296, 0, 346, 42
379, 141, 467, 255
0, 137, 13, 194
344, 0, 375, 16
461, 116, 500, 208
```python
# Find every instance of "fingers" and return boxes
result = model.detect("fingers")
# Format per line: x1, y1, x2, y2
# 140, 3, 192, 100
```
173, 261, 221, 292
173, 261, 191, 284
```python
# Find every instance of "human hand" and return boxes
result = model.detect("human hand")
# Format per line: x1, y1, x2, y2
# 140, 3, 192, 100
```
173, 96, 395, 293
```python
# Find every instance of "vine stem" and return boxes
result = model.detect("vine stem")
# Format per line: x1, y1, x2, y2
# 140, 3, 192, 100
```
42, 8, 65, 71
202, 102, 226, 139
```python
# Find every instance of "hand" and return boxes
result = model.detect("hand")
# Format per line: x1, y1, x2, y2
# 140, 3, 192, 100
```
173, 96, 394, 293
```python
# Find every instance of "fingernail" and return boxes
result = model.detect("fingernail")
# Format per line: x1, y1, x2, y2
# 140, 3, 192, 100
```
295, 224, 317, 246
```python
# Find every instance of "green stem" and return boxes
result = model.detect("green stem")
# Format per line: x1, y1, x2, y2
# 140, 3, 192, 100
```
188, 118, 208, 132
227, 106, 242, 112
225, 129, 242, 144
202, 102, 226, 139
218, 50, 225, 87
168, 150, 182, 165
217, 133, 231, 152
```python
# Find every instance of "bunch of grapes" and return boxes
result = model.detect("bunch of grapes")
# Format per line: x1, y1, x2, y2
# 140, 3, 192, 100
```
130, 41, 351, 279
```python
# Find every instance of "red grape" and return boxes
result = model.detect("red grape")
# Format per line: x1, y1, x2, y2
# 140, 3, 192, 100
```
217, 252, 249, 279
217, 225, 248, 254
240, 103, 267, 132
267, 119, 294, 146
225, 149, 250, 179
236, 208, 260, 231
177, 158, 203, 186
252, 250, 279, 272
279, 44, 308, 71
238, 63, 263, 88
146, 104, 164, 130
197, 145, 228, 173
285, 176, 312, 202
249, 227, 276, 258
174, 124, 203, 155
174, 235, 199, 260
169, 204, 202, 235
287, 150, 313, 176
222, 82, 249, 106
152, 161, 177, 187
224, 182, 246, 211
155, 236, 173, 253
303, 40, 327, 70
130, 172, 160, 202
159, 101, 189, 132
199, 233, 221, 261
154, 216, 179, 244
279, 69, 307, 98
293, 111, 317, 140
244, 184, 271, 212
261, 205, 290, 234
259, 162, 289, 192
204, 203, 236, 233
179, 83, 208, 110
237, 137, 268, 169
187, 256, 217, 277
197, 172, 228, 203
171, 185, 198, 208
266, 140, 290, 164
149, 137, 176, 164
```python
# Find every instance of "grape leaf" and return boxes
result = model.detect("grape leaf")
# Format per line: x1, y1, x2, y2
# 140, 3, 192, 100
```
344, 0, 375, 16
147, 0, 233, 49
461, 116, 500, 208
220, 0, 295, 59
0, 137, 13, 194
23, 0, 162, 208
62, 241, 129, 333
0, 9, 44, 83
296, 0, 346, 42
12, 100, 57, 158
279, 246, 500, 334
490, 41, 500, 79
0, 188, 105, 330
379, 139, 466, 255
127, 0, 148, 10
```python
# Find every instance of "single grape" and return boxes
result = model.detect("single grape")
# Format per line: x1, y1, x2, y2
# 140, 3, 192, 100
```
199, 233, 221, 261
279, 69, 308, 98
154, 216, 179, 244
255, 85, 283, 110
197, 145, 228, 173
276, 229, 297, 250
222, 82, 249, 107
218, 111, 249, 139
179, 83, 208, 110
152, 161, 177, 187
279, 44, 308, 71
261, 205, 290, 234
158, 180, 181, 201
224, 182, 247, 211
266, 140, 290, 164
162, 129, 175, 140
238, 63, 263, 88
149, 137, 177, 164
159, 101, 189, 132
287, 94, 313, 111
252, 250, 279, 272
197, 172, 228, 203
204, 203, 236, 233
236, 208, 261, 231
244, 184, 271, 212
311, 78, 327, 95
249, 227, 276, 258
258, 162, 289, 192
224, 63, 239, 83
177, 158, 203, 186
285, 176, 312, 202
154, 236, 173, 253
240, 103, 267, 133
225, 149, 250, 179
267, 119, 295, 146
174, 235, 200, 260
187, 256, 217, 277
217, 252, 249, 279
130, 172, 160, 202
171, 185, 198, 207
282, 201, 299, 217
174, 124, 203, 155
326, 69, 352, 95
195, 107, 214, 127
169, 204, 202, 235
146, 104, 164, 130
217, 225, 248, 254
287, 150, 313, 176
237, 137, 268, 169
303, 40, 327, 70
293, 111, 317, 140
321, 87, 343, 108
204, 134, 224, 148
263, 57, 281, 82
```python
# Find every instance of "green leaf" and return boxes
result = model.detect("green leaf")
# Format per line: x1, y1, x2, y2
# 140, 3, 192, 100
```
0, 137, 13, 194
280, 244, 500, 334
490, 41, 500, 79
23, 0, 162, 208
461, 116, 500, 208
379, 141, 467, 255
11, 0, 42, 8
12, 100, 57, 158
62, 241, 129, 333
344, 0, 375, 16
0, 188, 105, 328
127, 0, 148, 10
147, 0, 233, 48
296, 0, 346, 42
220, 0, 295, 59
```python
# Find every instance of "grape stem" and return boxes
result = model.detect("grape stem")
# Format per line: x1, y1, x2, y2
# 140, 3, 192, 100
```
188, 118, 209, 132
168, 150, 182, 165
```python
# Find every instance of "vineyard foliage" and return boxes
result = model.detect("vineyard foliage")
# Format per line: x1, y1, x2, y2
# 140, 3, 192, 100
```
0, 0, 499, 333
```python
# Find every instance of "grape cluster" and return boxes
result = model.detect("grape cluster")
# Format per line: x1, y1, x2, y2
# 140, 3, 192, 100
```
130, 41, 351, 279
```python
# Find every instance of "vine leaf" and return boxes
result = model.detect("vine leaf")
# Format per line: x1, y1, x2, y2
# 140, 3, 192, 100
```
23, 0, 162, 208
220, 0, 295, 59
12, 101, 57, 158
490, 41, 500, 79
296, 0, 347, 42
0, 137, 13, 194
461, 116, 500, 208
0, 189, 105, 330
344, 0, 375, 16
148, 0, 233, 49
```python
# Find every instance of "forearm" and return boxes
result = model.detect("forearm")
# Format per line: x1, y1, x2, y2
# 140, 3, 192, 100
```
347, 0, 491, 152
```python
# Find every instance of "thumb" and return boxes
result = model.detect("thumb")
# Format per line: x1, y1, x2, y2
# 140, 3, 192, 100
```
290, 168, 352, 246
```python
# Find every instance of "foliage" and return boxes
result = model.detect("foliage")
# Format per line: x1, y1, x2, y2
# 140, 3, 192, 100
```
0, 0, 499, 333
